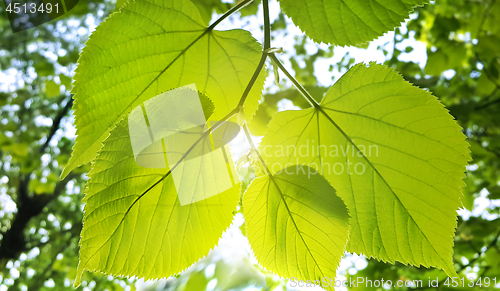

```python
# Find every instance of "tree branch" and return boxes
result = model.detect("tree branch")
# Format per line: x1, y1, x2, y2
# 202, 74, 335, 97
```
0, 173, 76, 264
39, 95, 74, 154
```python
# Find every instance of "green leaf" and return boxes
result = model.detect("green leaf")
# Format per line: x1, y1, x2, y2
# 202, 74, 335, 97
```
114, 0, 127, 10
44, 80, 60, 98
63, 0, 265, 178
75, 117, 240, 285
277, 0, 428, 46
198, 91, 215, 120
243, 166, 349, 289
260, 63, 470, 276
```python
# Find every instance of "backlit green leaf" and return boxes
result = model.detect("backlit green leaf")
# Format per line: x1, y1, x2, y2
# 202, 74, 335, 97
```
278, 0, 428, 46
260, 63, 470, 276
243, 166, 349, 289
63, 0, 265, 178
75, 117, 240, 285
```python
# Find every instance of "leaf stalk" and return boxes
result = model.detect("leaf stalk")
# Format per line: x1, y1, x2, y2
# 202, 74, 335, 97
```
268, 53, 320, 108
208, 0, 254, 30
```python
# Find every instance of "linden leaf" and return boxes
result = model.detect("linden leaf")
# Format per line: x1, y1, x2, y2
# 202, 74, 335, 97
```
260, 63, 470, 276
244, 166, 349, 289
63, 0, 265, 178
278, 0, 428, 46
75, 114, 240, 285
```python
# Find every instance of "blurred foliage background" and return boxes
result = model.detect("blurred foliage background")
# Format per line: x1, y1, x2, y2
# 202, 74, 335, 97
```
0, 0, 499, 290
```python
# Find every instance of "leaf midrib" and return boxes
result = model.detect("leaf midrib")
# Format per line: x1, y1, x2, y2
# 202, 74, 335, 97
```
266, 175, 329, 279
80, 169, 172, 269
